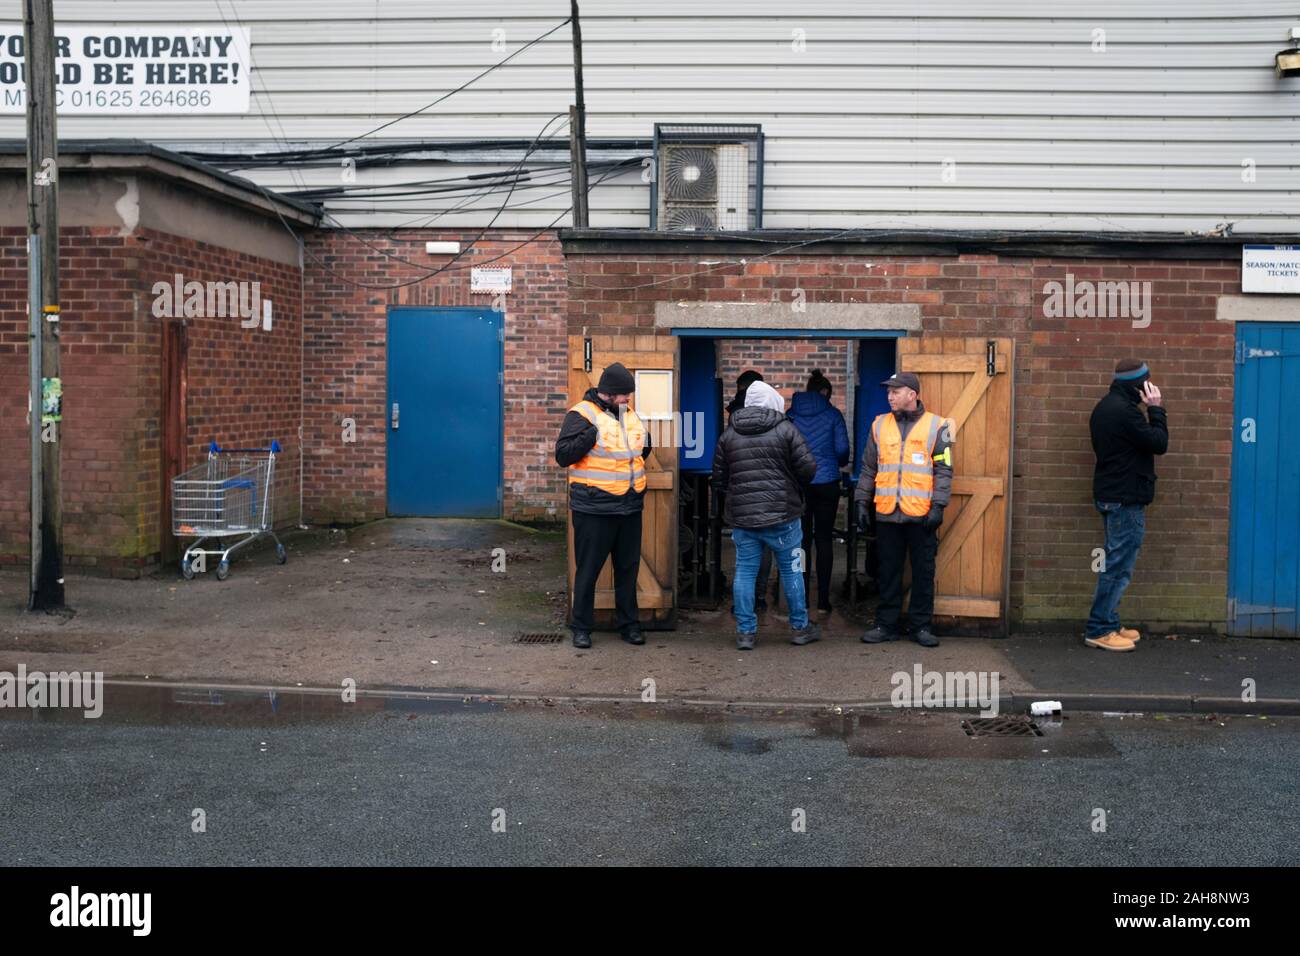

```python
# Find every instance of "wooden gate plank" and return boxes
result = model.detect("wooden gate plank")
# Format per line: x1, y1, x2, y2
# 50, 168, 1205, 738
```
936, 493, 994, 578
895, 336, 1013, 625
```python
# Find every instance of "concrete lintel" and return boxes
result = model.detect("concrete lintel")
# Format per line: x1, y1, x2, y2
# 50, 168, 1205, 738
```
654, 300, 922, 331
1217, 294, 1300, 323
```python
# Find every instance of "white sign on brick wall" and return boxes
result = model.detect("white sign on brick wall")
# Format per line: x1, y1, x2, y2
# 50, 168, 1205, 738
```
0, 24, 251, 114
1242, 245, 1300, 294
471, 267, 512, 293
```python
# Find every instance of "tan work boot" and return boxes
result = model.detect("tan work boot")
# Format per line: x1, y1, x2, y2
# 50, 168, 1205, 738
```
1085, 631, 1136, 652
1119, 627, 1141, 643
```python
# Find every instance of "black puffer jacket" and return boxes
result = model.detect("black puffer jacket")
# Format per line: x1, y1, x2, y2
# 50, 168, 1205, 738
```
1090, 381, 1168, 505
711, 407, 817, 529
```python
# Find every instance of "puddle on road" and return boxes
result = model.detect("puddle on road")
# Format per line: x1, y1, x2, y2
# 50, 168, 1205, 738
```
0, 681, 503, 727
549, 701, 1122, 760
702, 729, 773, 755
807, 711, 1117, 759
0, 682, 1280, 761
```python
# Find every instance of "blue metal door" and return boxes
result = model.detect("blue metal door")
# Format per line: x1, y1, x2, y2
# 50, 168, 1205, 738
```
387, 307, 502, 517
1229, 322, 1300, 637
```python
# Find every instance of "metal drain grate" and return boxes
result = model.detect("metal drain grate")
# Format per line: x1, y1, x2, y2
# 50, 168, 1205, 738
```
513, 632, 566, 645
961, 716, 1044, 737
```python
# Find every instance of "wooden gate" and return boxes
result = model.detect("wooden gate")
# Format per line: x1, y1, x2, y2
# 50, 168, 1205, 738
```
566, 334, 679, 626
899, 337, 1014, 623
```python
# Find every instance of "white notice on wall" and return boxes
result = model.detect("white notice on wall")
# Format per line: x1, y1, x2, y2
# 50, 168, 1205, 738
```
1242, 245, 1300, 294
0, 24, 251, 114
471, 267, 512, 293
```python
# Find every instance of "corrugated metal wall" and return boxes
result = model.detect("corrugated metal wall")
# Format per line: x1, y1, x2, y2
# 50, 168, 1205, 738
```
1, 0, 1297, 231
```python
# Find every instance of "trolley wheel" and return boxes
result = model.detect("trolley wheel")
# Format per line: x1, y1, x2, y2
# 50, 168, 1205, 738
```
216, 560, 230, 581
275, 544, 287, 565
181, 557, 196, 580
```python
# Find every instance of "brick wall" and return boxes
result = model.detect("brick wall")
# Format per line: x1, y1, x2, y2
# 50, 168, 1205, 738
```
0, 225, 302, 575
1, 225, 150, 573
565, 251, 1236, 629
301, 230, 568, 526
140, 228, 304, 547
716, 339, 852, 415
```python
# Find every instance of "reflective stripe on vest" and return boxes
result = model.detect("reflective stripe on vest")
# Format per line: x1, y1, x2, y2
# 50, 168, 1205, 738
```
873, 410, 941, 517
568, 399, 648, 495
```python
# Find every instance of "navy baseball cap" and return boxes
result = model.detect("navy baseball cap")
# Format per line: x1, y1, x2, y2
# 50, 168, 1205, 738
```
880, 372, 921, 392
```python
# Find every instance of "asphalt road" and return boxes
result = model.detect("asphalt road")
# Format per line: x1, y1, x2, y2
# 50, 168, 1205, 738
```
0, 693, 1294, 866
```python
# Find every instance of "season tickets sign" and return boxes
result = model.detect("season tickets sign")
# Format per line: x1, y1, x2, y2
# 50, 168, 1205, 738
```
0, 23, 251, 114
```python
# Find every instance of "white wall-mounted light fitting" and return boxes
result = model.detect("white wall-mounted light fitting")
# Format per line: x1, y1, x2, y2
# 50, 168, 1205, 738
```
425, 241, 461, 254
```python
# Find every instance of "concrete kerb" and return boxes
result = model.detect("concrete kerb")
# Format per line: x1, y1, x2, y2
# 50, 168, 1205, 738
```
56, 679, 1300, 719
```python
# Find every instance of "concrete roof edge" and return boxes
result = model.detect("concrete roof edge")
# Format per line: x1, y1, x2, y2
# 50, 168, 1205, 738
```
0, 138, 321, 226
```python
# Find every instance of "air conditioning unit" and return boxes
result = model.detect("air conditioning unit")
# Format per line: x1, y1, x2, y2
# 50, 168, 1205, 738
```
657, 143, 750, 231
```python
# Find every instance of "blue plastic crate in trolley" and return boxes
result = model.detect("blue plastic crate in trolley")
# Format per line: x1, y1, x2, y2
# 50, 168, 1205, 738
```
171, 441, 286, 580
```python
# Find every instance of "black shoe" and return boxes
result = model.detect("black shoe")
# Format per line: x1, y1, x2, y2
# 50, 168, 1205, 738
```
912, 628, 940, 648
571, 630, 592, 649
861, 625, 897, 644
621, 626, 645, 646
790, 623, 821, 646
736, 633, 756, 651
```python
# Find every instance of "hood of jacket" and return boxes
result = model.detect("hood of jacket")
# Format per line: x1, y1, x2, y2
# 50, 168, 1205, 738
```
730, 406, 784, 435
1109, 379, 1144, 405
789, 390, 830, 419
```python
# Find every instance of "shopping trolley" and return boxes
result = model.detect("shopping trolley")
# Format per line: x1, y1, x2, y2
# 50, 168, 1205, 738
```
172, 441, 287, 580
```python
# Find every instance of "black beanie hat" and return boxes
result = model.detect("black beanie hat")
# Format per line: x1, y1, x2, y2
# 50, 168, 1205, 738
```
597, 362, 636, 394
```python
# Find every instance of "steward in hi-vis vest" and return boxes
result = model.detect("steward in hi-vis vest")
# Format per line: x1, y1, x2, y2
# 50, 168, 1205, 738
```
554, 362, 653, 649
853, 371, 953, 648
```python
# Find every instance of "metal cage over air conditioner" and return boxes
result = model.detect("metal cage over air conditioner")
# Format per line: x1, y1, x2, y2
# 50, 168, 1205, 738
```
650, 123, 763, 231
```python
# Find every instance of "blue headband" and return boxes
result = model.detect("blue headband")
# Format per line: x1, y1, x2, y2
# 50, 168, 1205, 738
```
1114, 364, 1149, 381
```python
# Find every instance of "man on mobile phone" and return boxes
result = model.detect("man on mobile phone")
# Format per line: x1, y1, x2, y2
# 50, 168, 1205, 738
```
1084, 359, 1169, 651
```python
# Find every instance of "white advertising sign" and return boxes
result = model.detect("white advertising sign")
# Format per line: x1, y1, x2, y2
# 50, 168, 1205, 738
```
0, 24, 251, 114
1242, 245, 1300, 294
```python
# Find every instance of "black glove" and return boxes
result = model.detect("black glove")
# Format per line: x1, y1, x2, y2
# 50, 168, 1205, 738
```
854, 498, 871, 533
924, 504, 945, 529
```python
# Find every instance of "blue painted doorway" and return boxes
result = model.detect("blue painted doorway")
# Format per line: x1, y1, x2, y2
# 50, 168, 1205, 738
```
387, 307, 502, 517
1228, 322, 1300, 637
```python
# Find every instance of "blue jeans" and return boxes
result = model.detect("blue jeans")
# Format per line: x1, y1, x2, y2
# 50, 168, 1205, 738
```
1086, 501, 1146, 638
732, 518, 809, 634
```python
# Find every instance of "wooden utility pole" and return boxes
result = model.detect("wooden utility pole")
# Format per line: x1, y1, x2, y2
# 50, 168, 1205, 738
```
568, 0, 589, 227
25, 0, 64, 610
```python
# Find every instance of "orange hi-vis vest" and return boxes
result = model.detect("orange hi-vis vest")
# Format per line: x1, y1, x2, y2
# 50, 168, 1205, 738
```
568, 399, 648, 496
873, 410, 943, 517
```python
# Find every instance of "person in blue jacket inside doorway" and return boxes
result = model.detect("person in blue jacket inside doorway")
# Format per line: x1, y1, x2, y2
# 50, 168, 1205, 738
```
788, 369, 849, 619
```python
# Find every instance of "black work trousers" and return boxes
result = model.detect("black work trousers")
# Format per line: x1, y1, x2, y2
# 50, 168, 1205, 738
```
801, 481, 841, 610
570, 510, 642, 633
875, 519, 938, 632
